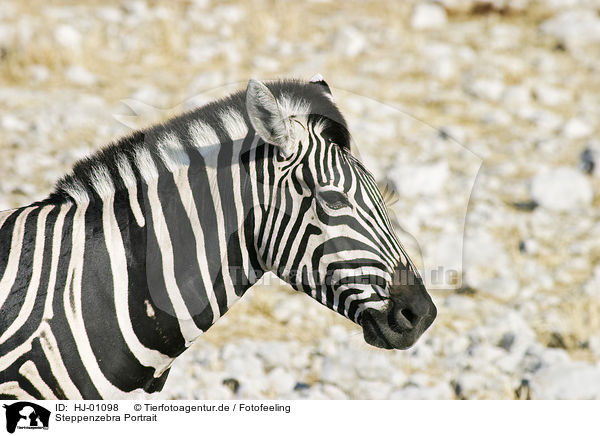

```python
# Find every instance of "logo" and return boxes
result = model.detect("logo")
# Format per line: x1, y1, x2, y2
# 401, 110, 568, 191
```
2, 402, 50, 433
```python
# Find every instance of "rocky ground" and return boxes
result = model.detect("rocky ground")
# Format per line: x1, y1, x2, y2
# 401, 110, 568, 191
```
1, 0, 600, 399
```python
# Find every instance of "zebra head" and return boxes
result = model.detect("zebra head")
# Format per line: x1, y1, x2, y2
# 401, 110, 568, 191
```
245, 77, 437, 349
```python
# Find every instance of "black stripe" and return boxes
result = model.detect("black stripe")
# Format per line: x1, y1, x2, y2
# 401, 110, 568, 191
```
118, 177, 185, 358
0, 209, 19, 280
158, 171, 213, 330
186, 147, 227, 315
48, 205, 101, 399
141, 179, 187, 353
81, 201, 156, 392
0, 208, 40, 335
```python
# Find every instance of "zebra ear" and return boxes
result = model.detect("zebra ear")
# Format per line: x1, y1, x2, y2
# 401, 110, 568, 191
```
245, 79, 295, 157
310, 73, 332, 96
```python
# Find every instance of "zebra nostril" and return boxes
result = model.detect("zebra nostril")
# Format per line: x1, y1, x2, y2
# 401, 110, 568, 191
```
401, 308, 418, 326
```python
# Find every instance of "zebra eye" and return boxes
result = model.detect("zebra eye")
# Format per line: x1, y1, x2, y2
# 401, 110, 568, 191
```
318, 190, 351, 210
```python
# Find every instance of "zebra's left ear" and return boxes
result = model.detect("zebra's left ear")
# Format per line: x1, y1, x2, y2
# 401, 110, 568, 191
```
245, 79, 296, 157
310, 73, 332, 96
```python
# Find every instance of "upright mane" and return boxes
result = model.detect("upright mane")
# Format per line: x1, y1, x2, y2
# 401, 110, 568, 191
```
46, 79, 349, 206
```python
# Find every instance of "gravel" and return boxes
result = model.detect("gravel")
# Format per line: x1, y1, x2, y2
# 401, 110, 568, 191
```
1, 0, 599, 400
530, 167, 593, 212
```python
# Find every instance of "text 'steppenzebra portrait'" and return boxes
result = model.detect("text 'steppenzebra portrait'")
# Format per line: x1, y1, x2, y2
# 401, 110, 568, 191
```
0, 76, 436, 399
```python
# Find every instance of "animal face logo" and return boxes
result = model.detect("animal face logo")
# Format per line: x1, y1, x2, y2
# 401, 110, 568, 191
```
2, 402, 50, 433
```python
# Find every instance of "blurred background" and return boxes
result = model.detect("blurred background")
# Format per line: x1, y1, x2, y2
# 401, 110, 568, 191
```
1, 0, 599, 399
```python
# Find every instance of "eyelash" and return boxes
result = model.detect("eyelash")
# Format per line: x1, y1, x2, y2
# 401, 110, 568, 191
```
318, 190, 351, 210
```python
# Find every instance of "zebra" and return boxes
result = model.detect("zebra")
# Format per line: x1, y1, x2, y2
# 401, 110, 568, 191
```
0, 75, 436, 399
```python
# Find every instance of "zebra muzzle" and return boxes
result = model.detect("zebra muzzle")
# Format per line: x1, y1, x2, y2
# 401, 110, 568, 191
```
360, 277, 437, 350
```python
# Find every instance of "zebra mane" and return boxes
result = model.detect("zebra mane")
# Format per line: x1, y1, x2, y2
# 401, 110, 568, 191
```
47, 79, 349, 205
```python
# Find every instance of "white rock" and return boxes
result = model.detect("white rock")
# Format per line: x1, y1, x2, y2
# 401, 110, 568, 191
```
426, 234, 463, 280
224, 355, 265, 379
539, 347, 572, 368
583, 266, 600, 299
411, 3, 447, 30
530, 167, 593, 211
562, 118, 593, 139
319, 383, 348, 400
438, 125, 467, 144
214, 5, 245, 24
123, 0, 148, 18
130, 85, 167, 108
267, 368, 296, 396
388, 161, 449, 197
541, 9, 600, 47
28, 65, 49, 83
589, 336, 600, 359
256, 341, 292, 370
320, 356, 357, 386
390, 383, 453, 400
252, 55, 280, 72
355, 353, 395, 380
464, 229, 512, 287
55, 24, 81, 50
0, 24, 15, 46
187, 38, 219, 64
96, 7, 123, 23
531, 361, 600, 399
476, 276, 519, 301
464, 78, 505, 101
200, 385, 233, 400
454, 372, 487, 398
444, 295, 477, 312
332, 26, 367, 58
354, 380, 392, 399
426, 56, 456, 80
502, 85, 531, 107
518, 107, 563, 131
65, 65, 97, 86
482, 109, 511, 126
533, 85, 571, 107
1, 114, 28, 132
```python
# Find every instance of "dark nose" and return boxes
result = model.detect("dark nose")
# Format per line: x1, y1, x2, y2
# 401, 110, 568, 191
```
388, 265, 437, 334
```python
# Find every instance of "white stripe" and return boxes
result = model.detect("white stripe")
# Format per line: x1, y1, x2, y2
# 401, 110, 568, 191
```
0, 339, 33, 372
0, 208, 15, 229
157, 132, 190, 172
134, 148, 159, 183
89, 163, 114, 198
63, 202, 126, 398
171, 167, 220, 324
0, 207, 36, 309
278, 93, 311, 119
18, 360, 58, 399
116, 155, 137, 188
218, 108, 248, 140
116, 156, 146, 227
60, 178, 90, 204
146, 178, 204, 344
0, 382, 36, 399
42, 203, 71, 321
190, 128, 238, 311
189, 120, 220, 150
38, 322, 83, 399
103, 193, 172, 376
0, 206, 52, 343
229, 138, 250, 293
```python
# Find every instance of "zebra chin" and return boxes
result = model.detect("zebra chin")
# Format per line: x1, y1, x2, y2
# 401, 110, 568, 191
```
359, 291, 437, 350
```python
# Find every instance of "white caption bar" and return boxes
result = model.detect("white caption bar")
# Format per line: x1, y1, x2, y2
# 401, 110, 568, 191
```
0, 400, 596, 436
